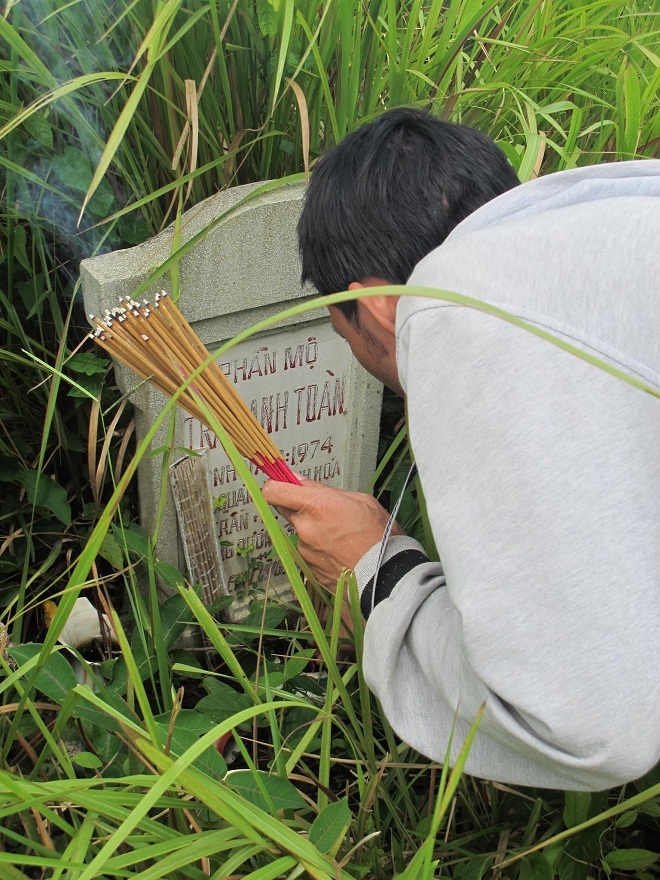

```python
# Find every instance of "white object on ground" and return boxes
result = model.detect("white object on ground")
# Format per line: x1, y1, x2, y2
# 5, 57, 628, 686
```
58, 597, 117, 649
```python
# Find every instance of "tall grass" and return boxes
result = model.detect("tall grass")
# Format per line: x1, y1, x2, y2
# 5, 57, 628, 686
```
3, 1, 658, 229
2, 284, 660, 878
1, 1, 659, 877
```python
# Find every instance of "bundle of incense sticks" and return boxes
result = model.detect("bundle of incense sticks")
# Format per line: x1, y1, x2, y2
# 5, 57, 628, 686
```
89, 292, 302, 485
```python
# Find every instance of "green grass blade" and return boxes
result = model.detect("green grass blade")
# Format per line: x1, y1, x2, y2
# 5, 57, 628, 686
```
270, 0, 295, 114
499, 779, 660, 870
0, 73, 128, 141
178, 585, 258, 701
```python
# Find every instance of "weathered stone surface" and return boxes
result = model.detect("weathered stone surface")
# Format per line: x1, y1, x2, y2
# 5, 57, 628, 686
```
81, 180, 383, 618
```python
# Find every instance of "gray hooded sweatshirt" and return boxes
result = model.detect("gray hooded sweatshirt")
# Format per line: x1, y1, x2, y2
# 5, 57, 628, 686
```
354, 161, 660, 790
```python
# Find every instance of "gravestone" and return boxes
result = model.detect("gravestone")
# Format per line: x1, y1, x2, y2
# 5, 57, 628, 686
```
80, 180, 383, 618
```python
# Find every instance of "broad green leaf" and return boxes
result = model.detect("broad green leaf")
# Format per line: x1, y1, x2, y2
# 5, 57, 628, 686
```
67, 352, 109, 376
255, 652, 314, 689
170, 651, 204, 673
242, 602, 287, 631
23, 111, 53, 149
555, 853, 590, 880
11, 223, 30, 272
9, 644, 77, 705
155, 721, 227, 780
563, 790, 591, 828
52, 148, 114, 217
67, 374, 102, 399
225, 770, 305, 812
72, 751, 103, 770
99, 531, 124, 570
615, 809, 639, 828
88, 723, 123, 769
154, 709, 211, 735
308, 797, 350, 853
604, 849, 658, 872
52, 146, 93, 191
518, 853, 554, 880
282, 650, 315, 681
154, 559, 186, 589
114, 522, 150, 559
280, 705, 318, 747
74, 687, 138, 735
196, 681, 252, 724
641, 800, 660, 818
20, 469, 71, 526
159, 592, 195, 649
257, 0, 281, 37
543, 842, 566, 869
87, 180, 115, 220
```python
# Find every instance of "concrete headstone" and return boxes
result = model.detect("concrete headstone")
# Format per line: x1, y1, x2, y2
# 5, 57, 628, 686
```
81, 180, 383, 618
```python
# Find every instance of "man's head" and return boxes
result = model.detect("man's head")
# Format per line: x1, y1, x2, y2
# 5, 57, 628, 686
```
297, 107, 520, 322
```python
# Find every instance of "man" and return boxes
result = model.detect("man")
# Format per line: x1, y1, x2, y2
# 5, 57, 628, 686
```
262, 108, 660, 790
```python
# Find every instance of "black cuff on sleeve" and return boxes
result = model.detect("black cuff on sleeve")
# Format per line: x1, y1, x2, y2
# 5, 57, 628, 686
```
360, 549, 429, 620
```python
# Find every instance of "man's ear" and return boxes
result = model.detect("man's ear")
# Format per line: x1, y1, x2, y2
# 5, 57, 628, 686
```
348, 280, 399, 335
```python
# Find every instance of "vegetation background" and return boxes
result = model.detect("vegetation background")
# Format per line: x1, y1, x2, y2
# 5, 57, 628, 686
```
1, 0, 659, 877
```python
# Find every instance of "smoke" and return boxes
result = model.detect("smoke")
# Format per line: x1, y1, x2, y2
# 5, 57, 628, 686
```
18, 0, 135, 75
8, 2, 149, 277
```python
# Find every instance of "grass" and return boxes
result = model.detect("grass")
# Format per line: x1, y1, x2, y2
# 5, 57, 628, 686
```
1, 0, 659, 877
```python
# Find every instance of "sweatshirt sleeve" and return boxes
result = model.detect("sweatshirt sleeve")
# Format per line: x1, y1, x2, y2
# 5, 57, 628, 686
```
359, 303, 660, 791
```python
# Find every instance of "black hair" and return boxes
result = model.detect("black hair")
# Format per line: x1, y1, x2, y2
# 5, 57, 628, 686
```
298, 107, 520, 321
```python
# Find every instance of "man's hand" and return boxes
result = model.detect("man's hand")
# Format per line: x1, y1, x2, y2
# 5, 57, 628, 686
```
261, 478, 404, 589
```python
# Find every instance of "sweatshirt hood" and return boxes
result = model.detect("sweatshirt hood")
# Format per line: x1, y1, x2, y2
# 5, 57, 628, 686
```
439, 159, 660, 247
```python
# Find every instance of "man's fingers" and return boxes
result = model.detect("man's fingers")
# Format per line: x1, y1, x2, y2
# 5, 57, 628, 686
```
262, 478, 334, 517
262, 478, 308, 510
261, 478, 401, 589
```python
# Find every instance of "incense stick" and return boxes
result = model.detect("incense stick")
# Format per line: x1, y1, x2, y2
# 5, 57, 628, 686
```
89, 292, 302, 485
